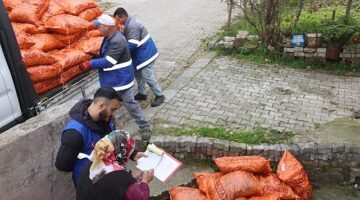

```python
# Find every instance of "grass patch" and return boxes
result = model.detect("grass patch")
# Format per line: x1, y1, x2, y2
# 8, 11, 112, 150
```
215, 46, 360, 76
154, 126, 294, 144
218, 19, 258, 39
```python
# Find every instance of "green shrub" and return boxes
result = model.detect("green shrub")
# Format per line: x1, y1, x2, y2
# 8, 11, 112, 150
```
321, 16, 360, 45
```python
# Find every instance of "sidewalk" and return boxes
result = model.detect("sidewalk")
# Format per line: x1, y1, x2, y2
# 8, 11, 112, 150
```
111, 0, 360, 145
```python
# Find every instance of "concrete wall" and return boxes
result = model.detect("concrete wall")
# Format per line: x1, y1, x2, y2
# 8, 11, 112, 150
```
0, 101, 76, 200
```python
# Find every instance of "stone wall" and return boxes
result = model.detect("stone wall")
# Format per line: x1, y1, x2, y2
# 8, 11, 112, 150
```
1, 98, 359, 200
211, 30, 360, 66
145, 135, 360, 183
0, 101, 75, 200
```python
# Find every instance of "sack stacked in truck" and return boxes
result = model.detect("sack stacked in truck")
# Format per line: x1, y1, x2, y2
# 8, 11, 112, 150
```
170, 152, 311, 200
6, 0, 103, 94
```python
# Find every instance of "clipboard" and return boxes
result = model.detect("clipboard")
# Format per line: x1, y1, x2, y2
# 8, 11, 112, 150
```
136, 144, 183, 183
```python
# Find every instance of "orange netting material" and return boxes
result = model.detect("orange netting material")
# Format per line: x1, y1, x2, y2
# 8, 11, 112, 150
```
214, 156, 272, 174
30, 33, 65, 52
206, 170, 263, 200
26, 64, 61, 82
277, 150, 312, 200
56, 0, 98, 16
21, 49, 56, 67
33, 78, 60, 94
258, 173, 299, 199
9, 4, 40, 25
248, 194, 281, 200
50, 49, 91, 71
59, 65, 83, 84
193, 172, 224, 194
169, 186, 207, 200
72, 36, 103, 54
12, 22, 47, 34
78, 7, 103, 21
15, 32, 35, 49
40, 0, 65, 22
45, 14, 92, 35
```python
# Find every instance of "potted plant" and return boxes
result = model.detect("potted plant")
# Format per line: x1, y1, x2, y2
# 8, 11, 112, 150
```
321, 16, 360, 60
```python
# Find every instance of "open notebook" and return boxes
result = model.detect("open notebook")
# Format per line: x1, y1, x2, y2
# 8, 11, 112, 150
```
136, 144, 182, 183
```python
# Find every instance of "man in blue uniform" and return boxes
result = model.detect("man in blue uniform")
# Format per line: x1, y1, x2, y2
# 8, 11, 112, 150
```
79, 14, 152, 141
114, 7, 165, 107
55, 87, 121, 186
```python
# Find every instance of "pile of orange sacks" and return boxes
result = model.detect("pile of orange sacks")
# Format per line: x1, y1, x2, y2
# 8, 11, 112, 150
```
169, 150, 312, 200
5, 0, 105, 94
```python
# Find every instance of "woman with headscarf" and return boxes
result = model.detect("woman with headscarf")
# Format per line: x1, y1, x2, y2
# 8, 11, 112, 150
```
76, 130, 154, 200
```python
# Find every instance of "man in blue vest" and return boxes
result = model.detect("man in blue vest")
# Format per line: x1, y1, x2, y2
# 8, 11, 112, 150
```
79, 14, 152, 141
55, 87, 121, 186
114, 7, 166, 107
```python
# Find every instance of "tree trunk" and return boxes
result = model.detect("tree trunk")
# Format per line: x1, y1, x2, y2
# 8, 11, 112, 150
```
264, 0, 280, 46
227, 0, 234, 31
293, 0, 305, 29
345, 0, 353, 19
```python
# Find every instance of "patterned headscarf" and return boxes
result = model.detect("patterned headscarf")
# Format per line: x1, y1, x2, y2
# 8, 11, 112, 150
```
89, 130, 135, 184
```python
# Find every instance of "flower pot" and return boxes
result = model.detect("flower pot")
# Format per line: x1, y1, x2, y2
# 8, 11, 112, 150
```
306, 33, 322, 48
326, 43, 343, 61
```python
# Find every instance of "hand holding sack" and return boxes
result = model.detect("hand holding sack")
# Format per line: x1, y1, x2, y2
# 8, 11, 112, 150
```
79, 61, 91, 72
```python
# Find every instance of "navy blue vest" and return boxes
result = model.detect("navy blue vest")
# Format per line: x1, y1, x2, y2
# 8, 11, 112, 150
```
63, 119, 115, 185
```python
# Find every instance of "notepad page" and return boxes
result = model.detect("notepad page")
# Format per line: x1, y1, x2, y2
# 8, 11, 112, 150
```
136, 150, 162, 171
154, 154, 182, 182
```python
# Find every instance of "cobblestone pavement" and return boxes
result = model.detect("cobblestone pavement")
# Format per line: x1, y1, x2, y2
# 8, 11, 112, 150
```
153, 57, 360, 132
109, 0, 360, 143
107, 0, 228, 85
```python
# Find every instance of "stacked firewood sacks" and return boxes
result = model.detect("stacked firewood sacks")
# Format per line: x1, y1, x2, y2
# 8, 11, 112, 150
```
5, 0, 104, 94
169, 150, 312, 200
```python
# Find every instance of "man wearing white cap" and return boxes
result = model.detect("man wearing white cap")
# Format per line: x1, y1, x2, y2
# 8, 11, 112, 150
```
80, 14, 152, 141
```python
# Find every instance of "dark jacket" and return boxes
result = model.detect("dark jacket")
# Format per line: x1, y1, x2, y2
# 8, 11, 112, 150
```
90, 30, 135, 91
123, 16, 158, 70
55, 99, 115, 185
76, 163, 150, 200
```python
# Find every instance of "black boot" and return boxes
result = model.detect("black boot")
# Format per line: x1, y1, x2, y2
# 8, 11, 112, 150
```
151, 95, 165, 107
134, 93, 147, 101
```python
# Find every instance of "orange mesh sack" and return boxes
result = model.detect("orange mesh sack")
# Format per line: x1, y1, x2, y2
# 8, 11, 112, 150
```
21, 49, 56, 67
277, 150, 312, 200
27, 64, 61, 82
206, 170, 262, 200
233, 197, 248, 200
30, 33, 65, 52
15, 32, 35, 49
40, 1, 65, 22
78, 7, 103, 21
55, 32, 84, 46
59, 65, 83, 84
214, 156, 272, 174
85, 30, 102, 38
45, 14, 92, 35
34, 78, 60, 94
56, 0, 98, 16
169, 187, 207, 200
248, 194, 281, 200
193, 172, 223, 194
73, 36, 103, 54
12, 22, 47, 34
4, 0, 22, 11
258, 173, 298, 199
9, 4, 39, 25
50, 49, 91, 71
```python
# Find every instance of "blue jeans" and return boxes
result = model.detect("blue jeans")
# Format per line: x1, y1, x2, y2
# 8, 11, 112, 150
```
135, 61, 163, 97
117, 87, 150, 130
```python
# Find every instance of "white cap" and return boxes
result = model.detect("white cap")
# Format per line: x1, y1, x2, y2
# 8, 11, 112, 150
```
92, 14, 115, 26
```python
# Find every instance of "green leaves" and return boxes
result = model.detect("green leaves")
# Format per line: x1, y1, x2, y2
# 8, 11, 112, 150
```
321, 16, 360, 45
